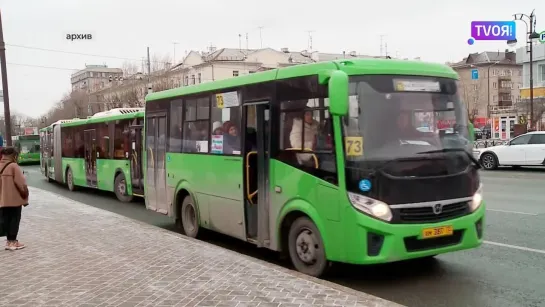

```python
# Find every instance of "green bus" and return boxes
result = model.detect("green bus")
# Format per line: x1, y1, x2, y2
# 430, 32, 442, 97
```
12, 134, 41, 164
39, 108, 145, 202
143, 58, 485, 277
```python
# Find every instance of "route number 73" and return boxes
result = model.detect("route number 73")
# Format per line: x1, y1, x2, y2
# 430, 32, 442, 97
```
345, 136, 363, 156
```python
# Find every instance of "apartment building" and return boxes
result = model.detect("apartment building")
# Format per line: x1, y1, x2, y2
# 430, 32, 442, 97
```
71, 65, 124, 93
516, 43, 545, 129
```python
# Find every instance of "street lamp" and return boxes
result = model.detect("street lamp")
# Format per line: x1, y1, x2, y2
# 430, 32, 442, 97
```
507, 10, 540, 129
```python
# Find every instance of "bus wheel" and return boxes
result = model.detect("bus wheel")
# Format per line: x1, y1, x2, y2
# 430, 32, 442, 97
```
114, 173, 133, 202
66, 168, 76, 191
288, 216, 329, 277
180, 196, 199, 238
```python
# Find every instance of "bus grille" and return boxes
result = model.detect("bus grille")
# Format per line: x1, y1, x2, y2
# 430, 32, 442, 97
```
391, 201, 470, 224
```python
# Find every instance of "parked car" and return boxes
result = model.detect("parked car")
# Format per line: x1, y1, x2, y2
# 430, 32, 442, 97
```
474, 131, 545, 169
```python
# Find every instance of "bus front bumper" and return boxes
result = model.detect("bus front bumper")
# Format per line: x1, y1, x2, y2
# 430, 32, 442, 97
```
346, 202, 485, 264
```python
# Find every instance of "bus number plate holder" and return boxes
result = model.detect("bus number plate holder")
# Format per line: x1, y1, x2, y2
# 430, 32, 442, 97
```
421, 225, 453, 239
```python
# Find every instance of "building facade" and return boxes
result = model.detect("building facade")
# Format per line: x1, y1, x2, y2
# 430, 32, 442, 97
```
71, 65, 124, 93
86, 47, 380, 112
516, 42, 545, 129
451, 51, 523, 139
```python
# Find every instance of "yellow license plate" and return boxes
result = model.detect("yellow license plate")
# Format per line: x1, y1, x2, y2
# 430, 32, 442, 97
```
422, 226, 453, 239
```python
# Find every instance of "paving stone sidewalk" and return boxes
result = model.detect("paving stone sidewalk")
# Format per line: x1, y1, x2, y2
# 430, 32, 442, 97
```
0, 187, 403, 307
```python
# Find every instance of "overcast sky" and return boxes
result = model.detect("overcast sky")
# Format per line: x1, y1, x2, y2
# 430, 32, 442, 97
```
0, 0, 542, 118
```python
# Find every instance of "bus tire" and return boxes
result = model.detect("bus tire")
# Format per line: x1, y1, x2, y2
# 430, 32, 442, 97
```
180, 195, 199, 238
66, 167, 76, 191
114, 173, 133, 203
288, 216, 329, 277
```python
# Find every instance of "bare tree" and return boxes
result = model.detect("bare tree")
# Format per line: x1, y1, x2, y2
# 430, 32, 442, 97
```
151, 54, 172, 73
121, 61, 139, 77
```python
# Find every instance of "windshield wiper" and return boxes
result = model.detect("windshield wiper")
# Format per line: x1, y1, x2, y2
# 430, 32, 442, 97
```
417, 148, 481, 169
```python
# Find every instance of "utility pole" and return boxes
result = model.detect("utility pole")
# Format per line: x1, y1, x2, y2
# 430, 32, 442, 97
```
173, 42, 178, 64
258, 26, 264, 48
147, 47, 152, 94
307, 30, 315, 51
0, 10, 12, 146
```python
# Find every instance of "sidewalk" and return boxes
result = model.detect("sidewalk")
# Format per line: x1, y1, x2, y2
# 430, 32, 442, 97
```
0, 187, 403, 307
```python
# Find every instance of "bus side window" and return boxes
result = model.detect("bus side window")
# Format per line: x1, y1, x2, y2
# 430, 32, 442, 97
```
275, 76, 337, 184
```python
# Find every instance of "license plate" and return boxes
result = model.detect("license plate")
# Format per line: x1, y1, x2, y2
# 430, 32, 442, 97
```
422, 226, 453, 239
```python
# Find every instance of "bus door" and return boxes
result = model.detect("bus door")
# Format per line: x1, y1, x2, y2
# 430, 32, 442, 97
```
83, 129, 98, 188
243, 101, 271, 246
129, 120, 144, 196
145, 113, 168, 214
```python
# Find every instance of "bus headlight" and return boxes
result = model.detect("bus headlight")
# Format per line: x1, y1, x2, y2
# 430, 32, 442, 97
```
470, 184, 483, 212
348, 192, 392, 222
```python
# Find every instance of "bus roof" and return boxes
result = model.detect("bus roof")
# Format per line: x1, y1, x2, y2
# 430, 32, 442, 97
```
60, 108, 144, 128
145, 58, 458, 102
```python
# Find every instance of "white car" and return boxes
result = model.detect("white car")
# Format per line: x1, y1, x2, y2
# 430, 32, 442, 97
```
475, 131, 545, 169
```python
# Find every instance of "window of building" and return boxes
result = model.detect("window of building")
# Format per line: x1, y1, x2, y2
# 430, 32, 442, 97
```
276, 76, 337, 183
198, 73, 202, 83
182, 97, 210, 153
500, 70, 505, 76
90, 72, 94, 77
233, 71, 239, 77
184, 76, 189, 86
493, 82, 497, 89
249, 71, 255, 74
210, 93, 242, 155
191, 75, 195, 85
538, 64, 545, 82
492, 69, 498, 76
169, 99, 183, 153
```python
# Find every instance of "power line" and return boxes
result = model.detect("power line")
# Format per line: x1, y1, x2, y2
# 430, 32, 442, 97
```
7, 62, 79, 71
6, 43, 171, 64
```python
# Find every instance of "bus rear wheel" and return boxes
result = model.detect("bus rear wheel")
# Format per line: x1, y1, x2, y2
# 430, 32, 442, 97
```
66, 168, 76, 191
288, 216, 329, 277
180, 195, 199, 238
114, 173, 133, 202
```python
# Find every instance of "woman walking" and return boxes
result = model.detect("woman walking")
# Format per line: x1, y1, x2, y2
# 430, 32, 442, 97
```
0, 147, 29, 250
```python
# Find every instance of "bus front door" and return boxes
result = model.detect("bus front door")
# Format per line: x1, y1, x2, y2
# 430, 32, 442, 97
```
129, 122, 144, 196
243, 102, 271, 247
145, 114, 168, 214
84, 129, 98, 188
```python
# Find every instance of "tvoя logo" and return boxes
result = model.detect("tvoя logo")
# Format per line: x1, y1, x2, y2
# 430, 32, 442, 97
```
467, 21, 516, 45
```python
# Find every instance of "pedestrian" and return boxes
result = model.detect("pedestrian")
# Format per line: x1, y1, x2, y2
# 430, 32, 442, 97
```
0, 146, 29, 251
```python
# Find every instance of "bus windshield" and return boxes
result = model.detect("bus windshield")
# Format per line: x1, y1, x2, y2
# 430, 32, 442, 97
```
343, 75, 473, 194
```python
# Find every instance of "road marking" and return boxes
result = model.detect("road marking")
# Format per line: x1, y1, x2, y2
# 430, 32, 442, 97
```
484, 241, 545, 255
486, 208, 538, 216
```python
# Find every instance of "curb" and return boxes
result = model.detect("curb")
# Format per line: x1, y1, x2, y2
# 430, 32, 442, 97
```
29, 186, 404, 307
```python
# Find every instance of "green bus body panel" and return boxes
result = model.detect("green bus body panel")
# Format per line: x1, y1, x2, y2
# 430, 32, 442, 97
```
62, 158, 87, 187
145, 58, 483, 264
146, 59, 458, 103
61, 158, 133, 194
166, 154, 243, 235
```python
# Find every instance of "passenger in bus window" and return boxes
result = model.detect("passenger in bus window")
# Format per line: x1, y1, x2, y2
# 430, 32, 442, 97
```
212, 121, 223, 136
290, 111, 319, 165
222, 121, 240, 154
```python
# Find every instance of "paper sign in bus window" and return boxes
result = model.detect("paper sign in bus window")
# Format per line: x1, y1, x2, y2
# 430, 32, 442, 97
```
216, 91, 240, 109
211, 135, 224, 154
393, 79, 441, 92
349, 95, 359, 118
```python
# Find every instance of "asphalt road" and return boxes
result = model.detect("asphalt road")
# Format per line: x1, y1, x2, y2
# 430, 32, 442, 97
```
23, 165, 545, 307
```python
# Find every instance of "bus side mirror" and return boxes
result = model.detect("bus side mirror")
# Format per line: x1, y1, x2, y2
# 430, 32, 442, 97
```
328, 70, 349, 116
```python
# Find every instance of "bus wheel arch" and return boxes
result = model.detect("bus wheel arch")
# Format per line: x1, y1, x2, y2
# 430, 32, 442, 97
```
114, 170, 133, 202
175, 188, 200, 238
278, 205, 330, 277
65, 166, 76, 191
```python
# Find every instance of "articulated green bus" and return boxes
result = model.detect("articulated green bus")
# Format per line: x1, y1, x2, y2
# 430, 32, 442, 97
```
12, 134, 41, 164
39, 108, 145, 202
144, 58, 485, 277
